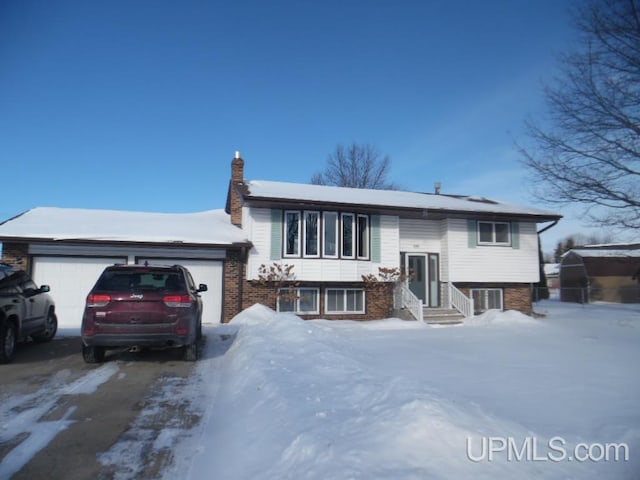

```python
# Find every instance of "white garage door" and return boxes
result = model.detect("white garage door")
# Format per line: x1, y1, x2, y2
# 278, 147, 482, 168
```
32, 256, 126, 329
137, 259, 223, 324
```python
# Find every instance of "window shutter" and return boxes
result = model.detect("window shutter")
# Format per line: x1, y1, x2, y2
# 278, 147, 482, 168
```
467, 220, 477, 248
371, 214, 381, 262
511, 221, 520, 249
270, 209, 282, 260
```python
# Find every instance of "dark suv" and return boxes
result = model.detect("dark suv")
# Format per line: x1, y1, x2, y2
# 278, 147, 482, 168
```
0, 263, 57, 363
81, 264, 207, 363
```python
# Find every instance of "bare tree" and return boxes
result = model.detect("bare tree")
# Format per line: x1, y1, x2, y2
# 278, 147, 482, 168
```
311, 143, 398, 189
520, 0, 640, 230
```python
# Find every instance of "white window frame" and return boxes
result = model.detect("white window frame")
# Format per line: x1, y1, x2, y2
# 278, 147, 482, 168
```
471, 288, 504, 314
303, 211, 320, 258
325, 288, 365, 314
277, 287, 320, 314
322, 211, 339, 258
341, 213, 355, 259
283, 210, 301, 257
477, 221, 511, 246
357, 214, 370, 260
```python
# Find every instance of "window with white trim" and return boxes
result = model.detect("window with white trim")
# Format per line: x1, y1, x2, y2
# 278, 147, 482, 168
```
323, 212, 338, 257
341, 213, 355, 258
326, 288, 365, 313
277, 288, 320, 314
282, 210, 369, 259
304, 211, 320, 257
357, 214, 369, 259
284, 211, 301, 256
471, 288, 503, 314
478, 221, 511, 245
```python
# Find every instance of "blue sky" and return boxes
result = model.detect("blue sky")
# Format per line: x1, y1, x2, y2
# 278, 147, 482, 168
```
1, 0, 592, 253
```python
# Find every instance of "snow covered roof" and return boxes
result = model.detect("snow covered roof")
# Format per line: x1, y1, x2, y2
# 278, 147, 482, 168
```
244, 180, 561, 219
569, 248, 640, 258
544, 263, 560, 276
0, 207, 249, 245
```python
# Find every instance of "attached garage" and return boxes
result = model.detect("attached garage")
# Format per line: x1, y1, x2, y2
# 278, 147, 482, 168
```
0, 207, 251, 328
32, 256, 127, 328
136, 258, 223, 324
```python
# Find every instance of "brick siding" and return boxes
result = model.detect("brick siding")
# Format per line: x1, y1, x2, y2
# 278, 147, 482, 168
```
1, 242, 30, 272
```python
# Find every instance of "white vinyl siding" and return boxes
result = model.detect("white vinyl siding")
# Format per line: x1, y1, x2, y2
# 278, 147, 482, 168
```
446, 219, 540, 283
245, 209, 399, 282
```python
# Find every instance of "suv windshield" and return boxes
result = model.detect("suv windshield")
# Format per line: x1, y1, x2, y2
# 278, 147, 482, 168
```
95, 271, 186, 292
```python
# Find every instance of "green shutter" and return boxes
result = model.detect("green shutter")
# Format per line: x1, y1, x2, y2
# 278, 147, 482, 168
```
511, 221, 520, 249
371, 214, 381, 262
467, 220, 477, 248
270, 209, 282, 260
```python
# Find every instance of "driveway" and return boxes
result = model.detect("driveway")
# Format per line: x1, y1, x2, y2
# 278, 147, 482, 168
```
0, 335, 209, 479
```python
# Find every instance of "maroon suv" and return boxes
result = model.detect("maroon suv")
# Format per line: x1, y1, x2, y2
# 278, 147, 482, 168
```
81, 264, 207, 363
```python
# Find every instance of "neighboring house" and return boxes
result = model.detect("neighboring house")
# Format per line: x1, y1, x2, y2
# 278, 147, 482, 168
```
0, 154, 563, 326
560, 244, 640, 304
226, 154, 562, 321
0, 208, 251, 327
544, 263, 560, 289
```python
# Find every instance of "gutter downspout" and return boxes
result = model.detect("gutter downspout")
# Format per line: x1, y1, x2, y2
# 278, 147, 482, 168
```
537, 219, 559, 235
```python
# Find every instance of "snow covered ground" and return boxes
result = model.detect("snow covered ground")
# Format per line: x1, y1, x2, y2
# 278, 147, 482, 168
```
2, 300, 639, 479
162, 300, 640, 480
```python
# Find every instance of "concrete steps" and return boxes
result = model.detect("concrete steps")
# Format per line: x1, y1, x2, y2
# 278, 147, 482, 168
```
423, 307, 465, 325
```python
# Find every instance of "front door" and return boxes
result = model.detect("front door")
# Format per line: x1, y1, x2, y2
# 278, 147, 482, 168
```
407, 255, 427, 303
406, 253, 440, 307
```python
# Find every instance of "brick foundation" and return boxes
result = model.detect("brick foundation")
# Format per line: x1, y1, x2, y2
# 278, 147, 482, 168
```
223, 278, 395, 322
455, 282, 533, 315
1, 242, 30, 272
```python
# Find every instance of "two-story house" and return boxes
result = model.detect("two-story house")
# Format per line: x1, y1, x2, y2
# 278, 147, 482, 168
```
0, 152, 561, 327
226, 154, 562, 322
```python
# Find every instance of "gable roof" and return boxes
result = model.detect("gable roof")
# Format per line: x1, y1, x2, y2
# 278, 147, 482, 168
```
0, 207, 250, 246
241, 180, 562, 221
566, 243, 640, 258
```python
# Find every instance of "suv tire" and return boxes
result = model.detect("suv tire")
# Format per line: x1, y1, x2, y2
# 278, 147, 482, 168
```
0, 321, 17, 364
32, 311, 58, 343
82, 345, 106, 364
183, 343, 197, 362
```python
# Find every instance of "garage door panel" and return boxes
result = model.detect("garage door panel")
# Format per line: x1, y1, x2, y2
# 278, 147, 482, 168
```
137, 258, 223, 324
32, 257, 126, 329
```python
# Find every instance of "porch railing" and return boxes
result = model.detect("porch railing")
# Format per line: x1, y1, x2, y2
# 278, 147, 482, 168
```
395, 283, 423, 322
448, 283, 474, 318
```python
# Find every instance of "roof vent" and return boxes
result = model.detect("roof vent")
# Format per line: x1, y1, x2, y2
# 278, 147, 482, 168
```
434, 182, 442, 194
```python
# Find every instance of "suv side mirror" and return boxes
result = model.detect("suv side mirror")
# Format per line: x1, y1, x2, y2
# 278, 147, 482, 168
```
197, 284, 208, 293
39, 285, 51, 293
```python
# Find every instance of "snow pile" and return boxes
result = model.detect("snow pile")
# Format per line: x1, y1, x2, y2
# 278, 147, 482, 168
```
166, 302, 640, 480
466, 309, 539, 326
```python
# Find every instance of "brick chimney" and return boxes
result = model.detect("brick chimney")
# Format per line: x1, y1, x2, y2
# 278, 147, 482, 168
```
229, 151, 245, 227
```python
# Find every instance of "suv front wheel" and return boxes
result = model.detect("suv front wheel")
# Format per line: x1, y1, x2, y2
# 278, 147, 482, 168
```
0, 321, 17, 364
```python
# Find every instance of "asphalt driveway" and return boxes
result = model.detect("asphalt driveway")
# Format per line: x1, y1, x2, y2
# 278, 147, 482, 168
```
0, 336, 203, 479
